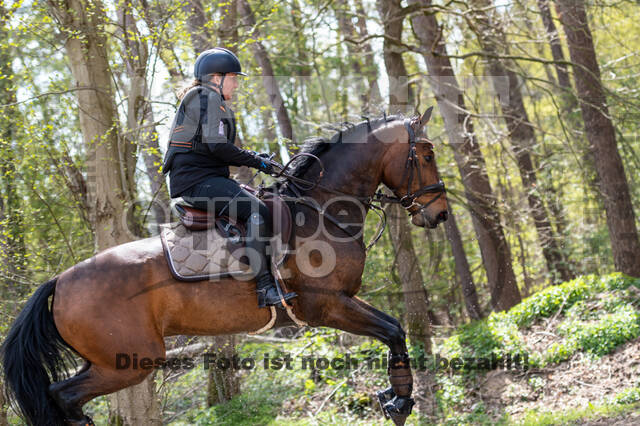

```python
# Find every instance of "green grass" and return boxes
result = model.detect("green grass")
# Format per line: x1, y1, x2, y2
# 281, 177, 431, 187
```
517, 400, 640, 425
545, 304, 640, 363
440, 273, 640, 369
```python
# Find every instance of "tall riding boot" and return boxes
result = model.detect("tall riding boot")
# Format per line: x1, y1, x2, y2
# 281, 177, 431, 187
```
246, 212, 297, 309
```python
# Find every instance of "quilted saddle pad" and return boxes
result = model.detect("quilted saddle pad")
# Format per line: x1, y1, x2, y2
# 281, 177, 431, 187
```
160, 222, 252, 281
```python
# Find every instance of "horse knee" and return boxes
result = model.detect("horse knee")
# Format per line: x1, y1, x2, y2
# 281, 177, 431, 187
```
389, 324, 406, 346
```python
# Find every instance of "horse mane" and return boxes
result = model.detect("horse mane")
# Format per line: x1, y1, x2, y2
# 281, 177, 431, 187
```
288, 114, 405, 178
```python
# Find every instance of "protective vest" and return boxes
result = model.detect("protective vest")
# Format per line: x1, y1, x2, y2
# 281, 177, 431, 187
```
162, 84, 237, 174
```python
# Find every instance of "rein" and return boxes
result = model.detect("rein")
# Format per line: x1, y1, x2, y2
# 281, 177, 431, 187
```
268, 118, 446, 251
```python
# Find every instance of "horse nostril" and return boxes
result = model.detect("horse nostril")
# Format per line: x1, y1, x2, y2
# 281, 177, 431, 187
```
437, 211, 448, 223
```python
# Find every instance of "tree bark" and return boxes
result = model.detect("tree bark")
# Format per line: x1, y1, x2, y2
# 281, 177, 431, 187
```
47, 1, 161, 424
333, 0, 370, 112
48, 0, 135, 249
408, 0, 522, 311
376, 0, 413, 113
555, 0, 640, 277
386, 202, 433, 350
443, 206, 483, 320
138, 0, 185, 80
537, 0, 571, 90
238, 0, 295, 143
0, 3, 27, 306
465, 0, 573, 283
0, 381, 6, 426
118, 0, 170, 233
183, 0, 213, 53
353, 0, 383, 112
218, 0, 239, 49
206, 335, 241, 406
109, 372, 161, 425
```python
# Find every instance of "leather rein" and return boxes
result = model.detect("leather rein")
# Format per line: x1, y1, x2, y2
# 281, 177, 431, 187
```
270, 118, 446, 250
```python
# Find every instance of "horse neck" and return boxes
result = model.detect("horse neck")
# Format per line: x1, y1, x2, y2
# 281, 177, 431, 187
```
300, 136, 390, 229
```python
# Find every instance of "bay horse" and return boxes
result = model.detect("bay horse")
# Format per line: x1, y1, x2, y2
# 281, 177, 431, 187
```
1, 110, 448, 426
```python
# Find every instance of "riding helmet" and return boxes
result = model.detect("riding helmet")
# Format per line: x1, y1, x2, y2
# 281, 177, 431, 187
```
194, 48, 247, 81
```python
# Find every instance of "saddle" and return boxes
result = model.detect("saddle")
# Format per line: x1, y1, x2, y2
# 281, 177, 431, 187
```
160, 185, 293, 282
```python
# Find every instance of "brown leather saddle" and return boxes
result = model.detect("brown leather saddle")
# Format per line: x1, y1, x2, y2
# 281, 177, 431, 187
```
171, 184, 293, 247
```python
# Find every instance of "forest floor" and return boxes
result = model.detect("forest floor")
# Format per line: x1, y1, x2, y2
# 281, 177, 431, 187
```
412, 336, 640, 425
155, 273, 640, 425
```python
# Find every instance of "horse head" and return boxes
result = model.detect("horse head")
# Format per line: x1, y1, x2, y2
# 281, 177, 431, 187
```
378, 107, 448, 228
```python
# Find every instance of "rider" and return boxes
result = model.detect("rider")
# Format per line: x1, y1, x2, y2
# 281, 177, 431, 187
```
162, 47, 297, 309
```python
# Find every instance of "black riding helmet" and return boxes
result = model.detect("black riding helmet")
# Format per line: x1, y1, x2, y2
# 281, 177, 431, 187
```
194, 48, 246, 100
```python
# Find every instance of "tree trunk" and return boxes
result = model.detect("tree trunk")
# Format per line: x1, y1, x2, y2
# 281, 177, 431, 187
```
386, 201, 433, 350
47, 1, 161, 424
48, 0, 135, 249
206, 335, 241, 406
352, 0, 383, 113
376, 0, 413, 113
0, 385, 6, 426
408, 0, 521, 311
443, 206, 483, 320
238, 0, 295, 144
218, 0, 239, 49
0, 3, 27, 307
555, 0, 640, 277
183, 0, 212, 53
118, 1, 170, 233
537, 0, 571, 90
138, 1, 185, 81
289, 0, 312, 79
466, 0, 573, 283
333, 0, 369, 112
109, 372, 161, 425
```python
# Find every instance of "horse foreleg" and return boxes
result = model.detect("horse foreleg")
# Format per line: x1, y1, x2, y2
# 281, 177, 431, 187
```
315, 294, 414, 426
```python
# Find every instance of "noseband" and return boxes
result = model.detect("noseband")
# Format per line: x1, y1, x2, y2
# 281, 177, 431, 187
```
394, 119, 446, 216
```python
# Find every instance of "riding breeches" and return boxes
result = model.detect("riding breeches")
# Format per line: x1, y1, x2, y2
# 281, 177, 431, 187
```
180, 175, 272, 235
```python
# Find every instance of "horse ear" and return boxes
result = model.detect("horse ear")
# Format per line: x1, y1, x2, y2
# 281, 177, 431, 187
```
418, 106, 434, 130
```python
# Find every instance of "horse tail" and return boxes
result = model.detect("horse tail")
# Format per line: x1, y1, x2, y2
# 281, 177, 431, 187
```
1, 277, 75, 426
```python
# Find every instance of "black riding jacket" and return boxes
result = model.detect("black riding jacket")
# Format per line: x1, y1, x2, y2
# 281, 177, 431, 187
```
162, 83, 263, 197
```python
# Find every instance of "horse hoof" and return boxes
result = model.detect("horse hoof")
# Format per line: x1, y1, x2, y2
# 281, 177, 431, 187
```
376, 386, 395, 418
383, 395, 414, 426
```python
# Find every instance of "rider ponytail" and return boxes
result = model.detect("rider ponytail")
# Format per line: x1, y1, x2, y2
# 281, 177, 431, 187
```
177, 78, 201, 100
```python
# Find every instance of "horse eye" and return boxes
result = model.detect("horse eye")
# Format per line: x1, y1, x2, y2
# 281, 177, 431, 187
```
423, 154, 433, 162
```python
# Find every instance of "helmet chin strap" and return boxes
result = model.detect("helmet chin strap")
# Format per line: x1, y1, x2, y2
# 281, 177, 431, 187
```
204, 73, 227, 100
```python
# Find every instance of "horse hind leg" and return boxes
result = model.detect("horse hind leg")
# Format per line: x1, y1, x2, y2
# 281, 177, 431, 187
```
49, 362, 153, 425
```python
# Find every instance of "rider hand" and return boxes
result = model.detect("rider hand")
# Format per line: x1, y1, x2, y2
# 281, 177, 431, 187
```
257, 152, 271, 159
257, 159, 274, 175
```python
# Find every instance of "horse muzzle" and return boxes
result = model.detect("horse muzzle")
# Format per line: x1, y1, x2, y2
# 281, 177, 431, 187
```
411, 208, 448, 228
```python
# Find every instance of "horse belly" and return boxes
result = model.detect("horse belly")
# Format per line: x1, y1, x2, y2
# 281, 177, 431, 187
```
52, 237, 272, 365
158, 277, 272, 336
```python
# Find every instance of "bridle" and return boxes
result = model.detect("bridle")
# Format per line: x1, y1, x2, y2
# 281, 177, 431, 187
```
392, 119, 446, 216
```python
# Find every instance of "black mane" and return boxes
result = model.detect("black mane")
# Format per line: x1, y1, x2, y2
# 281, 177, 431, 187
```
288, 114, 404, 178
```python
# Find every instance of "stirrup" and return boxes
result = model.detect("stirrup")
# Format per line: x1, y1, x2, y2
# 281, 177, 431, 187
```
257, 286, 297, 309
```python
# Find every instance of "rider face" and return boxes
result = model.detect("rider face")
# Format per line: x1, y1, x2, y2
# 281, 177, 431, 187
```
209, 73, 239, 101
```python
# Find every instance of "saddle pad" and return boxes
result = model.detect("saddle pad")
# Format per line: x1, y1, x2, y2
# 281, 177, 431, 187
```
160, 222, 252, 282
